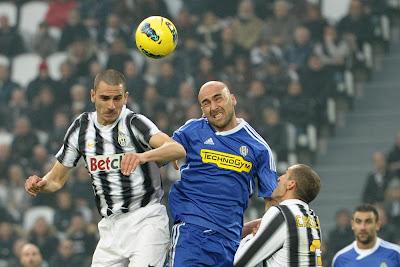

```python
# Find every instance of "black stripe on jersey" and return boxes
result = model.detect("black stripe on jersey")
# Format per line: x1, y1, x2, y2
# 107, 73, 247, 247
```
57, 117, 80, 163
75, 112, 89, 165
234, 211, 285, 267
278, 205, 299, 267
112, 121, 132, 213
131, 115, 152, 145
311, 209, 322, 242
94, 125, 113, 216
297, 204, 316, 266
126, 113, 155, 207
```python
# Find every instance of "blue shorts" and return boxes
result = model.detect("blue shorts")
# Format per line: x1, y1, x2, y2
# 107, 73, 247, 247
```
169, 222, 239, 267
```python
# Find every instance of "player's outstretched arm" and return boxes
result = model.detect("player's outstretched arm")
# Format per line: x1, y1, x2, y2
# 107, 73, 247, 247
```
25, 161, 72, 196
120, 132, 186, 176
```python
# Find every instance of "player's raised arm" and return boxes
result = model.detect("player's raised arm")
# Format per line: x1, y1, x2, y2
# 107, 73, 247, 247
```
120, 132, 186, 176
25, 161, 72, 196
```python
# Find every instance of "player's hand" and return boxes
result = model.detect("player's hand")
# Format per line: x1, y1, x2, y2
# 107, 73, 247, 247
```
25, 175, 47, 197
121, 152, 144, 176
252, 220, 261, 235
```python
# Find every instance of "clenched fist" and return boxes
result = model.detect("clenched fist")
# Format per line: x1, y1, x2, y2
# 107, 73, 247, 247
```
25, 175, 47, 197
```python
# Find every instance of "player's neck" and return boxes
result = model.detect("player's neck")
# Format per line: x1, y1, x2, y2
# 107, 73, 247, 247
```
214, 117, 239, 132
356, 236, 377, 250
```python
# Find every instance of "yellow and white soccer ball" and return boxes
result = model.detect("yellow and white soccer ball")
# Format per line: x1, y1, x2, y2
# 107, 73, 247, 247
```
135, 16, 178, 59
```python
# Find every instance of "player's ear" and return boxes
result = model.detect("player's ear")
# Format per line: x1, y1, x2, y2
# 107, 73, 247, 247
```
287, 179, 296, 190
90, 89, 96, 103
231, 94, 237, 106
124, 91, 129, 104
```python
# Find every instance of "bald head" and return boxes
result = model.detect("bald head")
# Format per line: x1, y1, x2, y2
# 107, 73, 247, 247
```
198, 81, 237, 132
20, 243, 42, 267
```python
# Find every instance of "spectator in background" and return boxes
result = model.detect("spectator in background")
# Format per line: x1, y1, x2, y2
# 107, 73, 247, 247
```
59, 8, 90, 50
28, 217, 59, 262
67, 40, 98, 79
362, 151, 392, 204
376, 205, 400, 244
260, 108, 289, 164
264, 58, 291, 99
0, 144, 12, 179
136, 0, 171, 22
0, 15, 25, 57
6, 164, 30, 222
6, 238, 28, 267
194, 56, 217, 90
45, 0, 77, 28
0, 221, 17, 262
332, 204, 400, 266
245, 80, 278, 123
140, 84, 166, 120
26, 61, 57, 106
250, 38, 284, 80
232, 0, 264, 51
70, 84, 89, 116
124, 60, 146, 105
6, 89, 29, 131
30, 87, 57, 132
48, 239, 81, 266
31, 22, 57, 58
263, 0, 298, 48
47, 111, 70, 154
97, 13, 129, 49
384, 178, 400, 226
387, 132, 400, 177
327, 209, 354, 260
106, 38, 133, 73
284, 26, 314, 72
196, 11, 223, 53
54, 62, 76, 107
173, 8, 198, 42
19, 243, 46, 267
0, 63, 20, 105
303, 3, 328, 42
11, 117, 40, 163
53, 191, 75, 232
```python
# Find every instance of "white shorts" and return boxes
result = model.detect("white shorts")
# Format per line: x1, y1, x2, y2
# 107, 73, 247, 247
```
91, 203, 170, 267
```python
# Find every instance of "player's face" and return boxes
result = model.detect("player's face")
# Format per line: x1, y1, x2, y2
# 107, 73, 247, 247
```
91, 81, 128, 125
272, 167, 296, 201
352, 211, 380, 247
199, 83, 237, 131
20, 245, 42, 267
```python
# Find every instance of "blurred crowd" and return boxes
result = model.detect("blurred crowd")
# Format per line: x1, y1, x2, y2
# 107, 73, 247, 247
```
0, 0, 398, 266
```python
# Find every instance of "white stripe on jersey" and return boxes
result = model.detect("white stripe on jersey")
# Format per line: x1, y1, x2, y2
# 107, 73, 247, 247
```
243, 122, 276, 171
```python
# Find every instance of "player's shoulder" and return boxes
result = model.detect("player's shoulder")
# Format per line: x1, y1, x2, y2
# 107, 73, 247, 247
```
379, 239, 400, 254
176, 118, 207, 132
332, 242, 355, 263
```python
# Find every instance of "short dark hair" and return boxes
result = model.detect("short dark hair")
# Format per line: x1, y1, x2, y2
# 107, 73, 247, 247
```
288, 164, 321, 203
353, 204, 379, 222
93, 69, 126, 91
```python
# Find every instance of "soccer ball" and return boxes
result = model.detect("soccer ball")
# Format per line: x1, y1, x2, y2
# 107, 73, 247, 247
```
135, 16, 178, 59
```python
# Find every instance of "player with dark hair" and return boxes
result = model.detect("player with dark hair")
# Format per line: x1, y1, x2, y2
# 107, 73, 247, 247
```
332, 204, 400, 267
25, 69, 186, 267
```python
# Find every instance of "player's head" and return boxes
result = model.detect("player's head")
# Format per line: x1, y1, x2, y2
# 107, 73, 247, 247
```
19, 243, 43, 267
352, 204, 380, 246
272, 164, 321, 203
198, 81, 237, 132
91, 69, 128, 125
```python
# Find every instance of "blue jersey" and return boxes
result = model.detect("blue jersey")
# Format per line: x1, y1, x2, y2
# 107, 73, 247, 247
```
170, 118, 277, 242
332, 238, 400, 267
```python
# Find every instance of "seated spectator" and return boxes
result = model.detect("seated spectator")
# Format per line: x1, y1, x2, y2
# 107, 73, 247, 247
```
0, 15, 25, 57
7, 89, 30, 131
70, 84, 89, 117
196, 11, 223, 53
31, 22, 57, 58
19, 243, 46, 267
26, 61, 57, 106
106, 38, 133, 73
11, 117, 40, 163
303, 3, 328, 42
0, 221, 17, 262
284, 26, 314, 72
0, 63, 20, 106
387, 132, 400, 177
262, 0, 298, 48
54, 61, 76, 107
47, 111, 70, 155
29, 87, 57, 132
376, 205, 400, 244
327, 209, 354, 261
28, 145, 50, 177
45, 0, 77, 28
362, 151, 392, 204
59, 8, 90, 50
384, 178, 400, 226
232, 0, 264, 51
53, 191, 75, 232
264, 58, 291, 99
48, 239, 81, 266
5, 164, 30, 222
124, 60, 146, 105
66, 40, 97, 79
97, 13, 129, 49
0, 144, 12, 179
250, 38, 284, 79
28, 217, 59, 262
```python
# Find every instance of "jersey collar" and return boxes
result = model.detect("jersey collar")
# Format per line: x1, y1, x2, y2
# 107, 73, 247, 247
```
214, 118, 246, 136
354, 238, 381, 260
280, 199, 309, 208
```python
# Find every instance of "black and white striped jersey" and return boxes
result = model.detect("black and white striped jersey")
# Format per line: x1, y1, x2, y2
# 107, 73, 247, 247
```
234, 199, 322, 267
56, 106, 164, 217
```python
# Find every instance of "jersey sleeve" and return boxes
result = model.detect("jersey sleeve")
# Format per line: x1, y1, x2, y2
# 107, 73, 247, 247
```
234, 206, 286, 267
172, 119, 195, 150
256, 148, 278, 198
130, 114, 161, 148
56, 116, 81, 167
